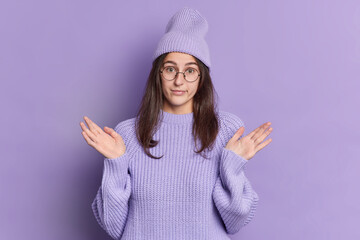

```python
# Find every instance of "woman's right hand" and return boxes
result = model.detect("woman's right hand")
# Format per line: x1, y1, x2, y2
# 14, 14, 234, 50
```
80, 116, 126, 159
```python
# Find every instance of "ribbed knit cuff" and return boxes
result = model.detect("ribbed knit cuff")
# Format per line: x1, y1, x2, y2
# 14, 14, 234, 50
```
220, 148, 248, 174
103, 152, 130, 185
243, 190, 259, 226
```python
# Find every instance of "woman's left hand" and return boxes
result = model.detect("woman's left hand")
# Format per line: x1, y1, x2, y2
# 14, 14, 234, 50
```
225, 122, 273, 161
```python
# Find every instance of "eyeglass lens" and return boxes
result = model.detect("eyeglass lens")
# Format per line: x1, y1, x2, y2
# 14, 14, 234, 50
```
161, 66, 199, 82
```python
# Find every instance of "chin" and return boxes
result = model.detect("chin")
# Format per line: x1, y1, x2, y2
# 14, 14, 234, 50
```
170, 101, 187, 106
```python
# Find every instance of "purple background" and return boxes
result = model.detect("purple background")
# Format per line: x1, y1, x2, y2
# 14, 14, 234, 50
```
1, 0, 359, 239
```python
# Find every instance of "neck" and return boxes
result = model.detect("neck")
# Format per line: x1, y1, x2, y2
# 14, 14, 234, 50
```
160, 109, 194, 124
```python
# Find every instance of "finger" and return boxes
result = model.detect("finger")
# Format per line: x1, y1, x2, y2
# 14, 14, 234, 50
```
249, 126, 262, 140
83, 126, 98, 143
230, 126, 244, 142
84, 116, 102, 135
104, 126, 117, 138
84, 116, 102, 134
80, 122, 88, 131
254, 127, 273, 144
109, 127, 122, 141
81, 131, 95, 147
254, 138, 272, 153
83, 116, 94, 131
249, 122, 271, 140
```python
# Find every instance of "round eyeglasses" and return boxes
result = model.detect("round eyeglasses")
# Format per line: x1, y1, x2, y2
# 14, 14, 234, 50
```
160, 66, 200, 82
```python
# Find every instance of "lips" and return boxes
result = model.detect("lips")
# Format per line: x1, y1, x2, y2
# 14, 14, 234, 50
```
171, 90, 186, 96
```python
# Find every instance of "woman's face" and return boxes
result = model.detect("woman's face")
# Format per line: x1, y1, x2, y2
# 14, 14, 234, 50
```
160, 52, 200, 114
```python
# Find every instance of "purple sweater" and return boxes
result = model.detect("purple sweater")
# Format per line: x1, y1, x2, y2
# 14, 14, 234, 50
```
92, 109, 259, 239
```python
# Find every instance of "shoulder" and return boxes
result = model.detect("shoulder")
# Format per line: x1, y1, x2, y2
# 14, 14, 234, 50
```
113, 117, 137, 136
113, 116, 139, 156
217, 110, 246, 145
217, 110, 246, 131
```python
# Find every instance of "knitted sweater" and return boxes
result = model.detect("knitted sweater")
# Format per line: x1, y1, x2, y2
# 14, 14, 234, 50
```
92, 109, 259, 240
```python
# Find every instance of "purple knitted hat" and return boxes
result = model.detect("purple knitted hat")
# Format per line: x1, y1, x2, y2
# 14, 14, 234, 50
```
152, 7, 211, 68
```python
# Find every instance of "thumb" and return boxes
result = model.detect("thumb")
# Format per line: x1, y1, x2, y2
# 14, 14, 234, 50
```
230, 126, 244, 141
104, 127, 119, 139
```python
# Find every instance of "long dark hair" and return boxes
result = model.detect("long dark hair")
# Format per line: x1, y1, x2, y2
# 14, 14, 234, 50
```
135, 52, 219, 160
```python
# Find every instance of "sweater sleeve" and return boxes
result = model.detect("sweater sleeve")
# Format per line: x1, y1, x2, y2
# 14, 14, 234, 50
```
212, 111, 259, 235
91, 120, 133, 239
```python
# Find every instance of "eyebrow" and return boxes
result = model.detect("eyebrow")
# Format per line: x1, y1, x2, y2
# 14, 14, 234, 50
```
163, 60, 198, 66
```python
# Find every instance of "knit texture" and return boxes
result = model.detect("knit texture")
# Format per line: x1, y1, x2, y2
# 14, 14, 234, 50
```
153, 7, 211, 68
92, 110, 259, 239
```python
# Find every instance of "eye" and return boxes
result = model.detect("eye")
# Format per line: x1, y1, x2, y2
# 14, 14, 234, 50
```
165, 66, 175, 72
186, 68, 196, 74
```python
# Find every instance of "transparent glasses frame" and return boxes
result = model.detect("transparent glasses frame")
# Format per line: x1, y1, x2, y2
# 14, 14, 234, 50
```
159, 67, 201, 83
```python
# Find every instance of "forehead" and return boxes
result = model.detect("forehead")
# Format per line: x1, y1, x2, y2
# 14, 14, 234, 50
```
163, 52, 197, 64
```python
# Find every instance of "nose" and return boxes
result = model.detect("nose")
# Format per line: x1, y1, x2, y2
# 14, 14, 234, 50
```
174, 72, 186, 85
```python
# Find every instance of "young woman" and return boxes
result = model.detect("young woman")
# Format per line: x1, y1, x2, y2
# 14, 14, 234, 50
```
80, 7, 272, 240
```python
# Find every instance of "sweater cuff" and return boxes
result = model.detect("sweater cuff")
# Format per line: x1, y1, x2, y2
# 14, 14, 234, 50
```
220, 148, 248, 174
103, 152, 130, 184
